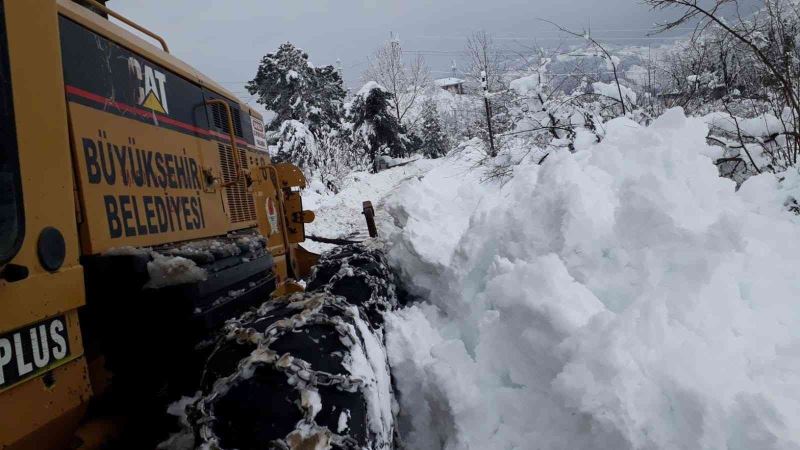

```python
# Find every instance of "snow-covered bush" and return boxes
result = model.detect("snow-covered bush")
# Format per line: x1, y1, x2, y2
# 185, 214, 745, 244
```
274, 120, 317, 168
479, 57, 613, 178
592, 81, 638, 112
315, 131, 369, 192
702, 106, 797, 184
651, 0, 800, 183
274, 121, 363, 193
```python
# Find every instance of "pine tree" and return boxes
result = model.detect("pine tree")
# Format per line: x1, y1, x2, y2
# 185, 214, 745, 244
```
246, 42, 352, 188
308, 65, 347, 133
418, 98, 449, 158
247, 43, 345, 134
348, 82, 407, 172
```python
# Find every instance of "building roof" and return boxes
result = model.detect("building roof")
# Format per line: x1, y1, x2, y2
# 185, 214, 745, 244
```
434, 77, 465, 87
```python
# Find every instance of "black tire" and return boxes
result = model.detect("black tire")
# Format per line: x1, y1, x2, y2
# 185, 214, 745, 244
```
170, 244, 398, 450
306, 243, 399, 327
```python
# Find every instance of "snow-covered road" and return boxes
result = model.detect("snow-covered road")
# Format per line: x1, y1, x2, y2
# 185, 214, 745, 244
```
302, 159, 441, 254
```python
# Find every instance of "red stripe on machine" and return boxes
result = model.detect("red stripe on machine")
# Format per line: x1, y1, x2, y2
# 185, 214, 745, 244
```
65, 85, 249, 146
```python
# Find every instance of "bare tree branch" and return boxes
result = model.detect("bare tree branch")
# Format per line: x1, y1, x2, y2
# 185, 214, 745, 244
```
539, 19, 628, 115
363, 39, 431, 126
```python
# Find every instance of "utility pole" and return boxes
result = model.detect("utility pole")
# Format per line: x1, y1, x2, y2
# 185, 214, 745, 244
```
390, 31, 400, 53
481, 70, 496, 156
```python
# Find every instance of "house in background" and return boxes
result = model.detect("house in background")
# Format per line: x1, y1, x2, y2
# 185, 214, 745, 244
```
435, 77, 465, 95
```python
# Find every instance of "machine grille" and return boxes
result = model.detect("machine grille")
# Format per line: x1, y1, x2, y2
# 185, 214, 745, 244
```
218, 142, 256, 223
210, 103, 243, 137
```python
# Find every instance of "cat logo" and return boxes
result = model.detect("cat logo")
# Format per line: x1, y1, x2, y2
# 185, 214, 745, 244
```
128, 57, 169, 114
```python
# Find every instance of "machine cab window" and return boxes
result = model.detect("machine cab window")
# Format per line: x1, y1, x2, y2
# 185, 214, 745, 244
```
0, 1, 24, 266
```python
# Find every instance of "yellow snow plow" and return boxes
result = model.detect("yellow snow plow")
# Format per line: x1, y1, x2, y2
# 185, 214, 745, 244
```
0, 1, 356, 448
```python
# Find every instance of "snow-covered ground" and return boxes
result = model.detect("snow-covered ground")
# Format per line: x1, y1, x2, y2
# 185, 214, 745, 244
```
302, 159, 439, 253
303, 108, 800, 449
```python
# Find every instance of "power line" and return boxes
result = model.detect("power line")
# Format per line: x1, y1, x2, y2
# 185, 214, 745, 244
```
408, 29, 694, 41
401, 36, 686, 48
399, 44, 680, 56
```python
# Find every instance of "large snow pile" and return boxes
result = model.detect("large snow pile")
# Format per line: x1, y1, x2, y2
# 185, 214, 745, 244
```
383, 108, 800, 449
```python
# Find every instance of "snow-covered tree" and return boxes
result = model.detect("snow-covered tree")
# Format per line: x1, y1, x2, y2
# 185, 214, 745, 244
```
418, 99, 449, 158
465, 31, 507, 94
348, 82, 408, 172
363, 37, 430, 127
247, 42, 346, 134
246, 42, 357, 190
462, 30, 516, 155
308, 65, 347, 133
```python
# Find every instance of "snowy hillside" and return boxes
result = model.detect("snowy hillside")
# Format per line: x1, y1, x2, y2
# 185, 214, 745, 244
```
306, 108, 800, 449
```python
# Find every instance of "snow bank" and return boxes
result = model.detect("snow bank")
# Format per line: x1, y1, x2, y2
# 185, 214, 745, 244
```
384, 108, 800, 449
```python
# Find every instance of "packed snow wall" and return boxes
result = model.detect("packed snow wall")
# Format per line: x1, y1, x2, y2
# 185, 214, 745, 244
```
383, 109, 800, 450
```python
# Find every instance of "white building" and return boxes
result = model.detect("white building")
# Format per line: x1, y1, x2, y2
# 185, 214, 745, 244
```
434, 77, 465, 95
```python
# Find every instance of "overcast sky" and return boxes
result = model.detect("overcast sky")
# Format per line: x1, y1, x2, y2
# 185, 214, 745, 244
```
111, 0, 756, 113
